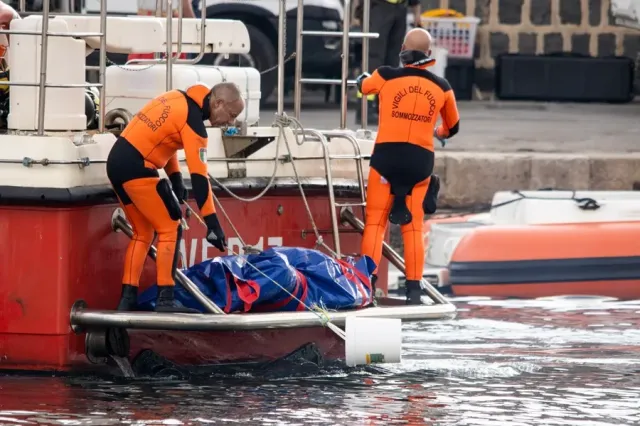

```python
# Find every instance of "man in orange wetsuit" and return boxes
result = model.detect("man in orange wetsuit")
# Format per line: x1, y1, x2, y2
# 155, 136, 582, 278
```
357, 28, 460, 305
106, 82, 245, 313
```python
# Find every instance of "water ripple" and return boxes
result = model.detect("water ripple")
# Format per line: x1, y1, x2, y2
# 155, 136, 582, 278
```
2, 296, 640, 425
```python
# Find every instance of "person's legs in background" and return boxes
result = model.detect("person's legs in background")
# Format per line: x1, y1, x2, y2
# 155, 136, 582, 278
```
192, 0, 201, 17
355, 0, 395, 126
385, 3, 407, 67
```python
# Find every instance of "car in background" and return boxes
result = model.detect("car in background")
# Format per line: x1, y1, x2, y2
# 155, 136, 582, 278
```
6, 0, 82, 13
200, 0, 345, 103
83, 0, 346, 103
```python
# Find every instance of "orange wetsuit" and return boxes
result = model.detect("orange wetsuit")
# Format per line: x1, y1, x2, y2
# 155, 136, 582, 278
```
106, 84, 216, 289
359, 61, 460, 282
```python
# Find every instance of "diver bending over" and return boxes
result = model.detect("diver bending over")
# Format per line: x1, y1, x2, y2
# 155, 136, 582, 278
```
357, 28, 460, 304
106, 82, 244, 313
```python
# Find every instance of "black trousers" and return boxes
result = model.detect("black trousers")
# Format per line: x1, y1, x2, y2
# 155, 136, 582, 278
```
368, 0, 407, 71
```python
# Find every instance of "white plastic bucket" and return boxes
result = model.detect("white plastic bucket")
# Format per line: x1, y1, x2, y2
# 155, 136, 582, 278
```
345, 316, 402, 367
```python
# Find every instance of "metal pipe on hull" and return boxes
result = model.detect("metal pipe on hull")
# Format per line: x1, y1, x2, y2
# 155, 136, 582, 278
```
70, 302, 456, 332
112, 213, 225, 315
340, 208, 451, 305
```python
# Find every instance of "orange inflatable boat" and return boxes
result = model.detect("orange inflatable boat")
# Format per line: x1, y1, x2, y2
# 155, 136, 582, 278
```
448, 221, 640, 299
423, 190, 640, 299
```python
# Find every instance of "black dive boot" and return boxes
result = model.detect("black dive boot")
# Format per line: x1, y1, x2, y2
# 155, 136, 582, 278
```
117, 284, 139, 311
423, 174, 441, 215
155, 286, 200, 313
405, 280, 423, 305
370, 274, 378, 306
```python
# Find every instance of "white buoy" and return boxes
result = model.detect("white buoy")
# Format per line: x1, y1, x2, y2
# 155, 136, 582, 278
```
344, 316, 402, 367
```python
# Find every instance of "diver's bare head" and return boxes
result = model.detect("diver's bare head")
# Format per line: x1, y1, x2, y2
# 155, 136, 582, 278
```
402, 28, 433, 58
208, 82, 245, 126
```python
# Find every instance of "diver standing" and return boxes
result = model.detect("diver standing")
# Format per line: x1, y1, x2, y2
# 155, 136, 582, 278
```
357, 28, 460, 304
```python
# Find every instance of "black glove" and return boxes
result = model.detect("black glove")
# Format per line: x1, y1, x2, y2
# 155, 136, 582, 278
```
204, 213, 226, 252
356, 72, 370, 93
168, 172, 188, 204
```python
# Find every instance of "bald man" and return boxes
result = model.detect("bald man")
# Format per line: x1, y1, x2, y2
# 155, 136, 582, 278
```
107, 82, 244, 312
357, 28, 460, 305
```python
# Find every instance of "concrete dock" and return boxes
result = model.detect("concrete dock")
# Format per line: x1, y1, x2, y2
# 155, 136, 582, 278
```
265, 99, 640, 208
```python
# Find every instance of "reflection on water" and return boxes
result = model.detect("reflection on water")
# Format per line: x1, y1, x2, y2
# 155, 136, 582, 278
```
2, 296, 640, 425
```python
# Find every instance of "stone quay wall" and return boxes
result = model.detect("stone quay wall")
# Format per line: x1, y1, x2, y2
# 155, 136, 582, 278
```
420, 0, 640, 91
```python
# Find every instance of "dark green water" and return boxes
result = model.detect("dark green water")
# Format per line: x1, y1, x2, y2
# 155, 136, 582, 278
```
1, 296, 639, 425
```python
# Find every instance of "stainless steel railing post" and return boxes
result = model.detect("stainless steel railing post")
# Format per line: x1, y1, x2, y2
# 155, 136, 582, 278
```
36, 0, 51, 135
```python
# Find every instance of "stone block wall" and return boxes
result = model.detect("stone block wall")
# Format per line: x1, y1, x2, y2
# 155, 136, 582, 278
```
420, 0, 640, 91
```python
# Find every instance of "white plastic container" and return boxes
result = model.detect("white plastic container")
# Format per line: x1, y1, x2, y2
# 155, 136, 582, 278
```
420, 16, 481, 59
105, 64, 261, 125
345, 316, 402, 367
8, 16, 87, 131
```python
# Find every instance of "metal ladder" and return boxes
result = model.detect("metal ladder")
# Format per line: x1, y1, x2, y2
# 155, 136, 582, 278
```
288, 0, 378, 255
272, 0, 448, 303
300, 129, 449, 304
292, 0, 378, 129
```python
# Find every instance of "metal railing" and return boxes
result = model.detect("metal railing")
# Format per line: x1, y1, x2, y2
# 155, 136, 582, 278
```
3, 0, 107, 135
124, 0, 211, 91
4, 0, 443, 303
204, 124, 367, 260
340, 208, 450, 305
7, 0, 207, 135
293, 0, 378, 129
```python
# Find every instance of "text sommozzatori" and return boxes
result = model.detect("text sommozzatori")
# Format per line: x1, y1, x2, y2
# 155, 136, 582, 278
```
391, 85, 436, 123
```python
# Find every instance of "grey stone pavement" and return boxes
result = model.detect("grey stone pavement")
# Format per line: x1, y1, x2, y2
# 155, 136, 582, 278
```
263, 97, 640, 153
